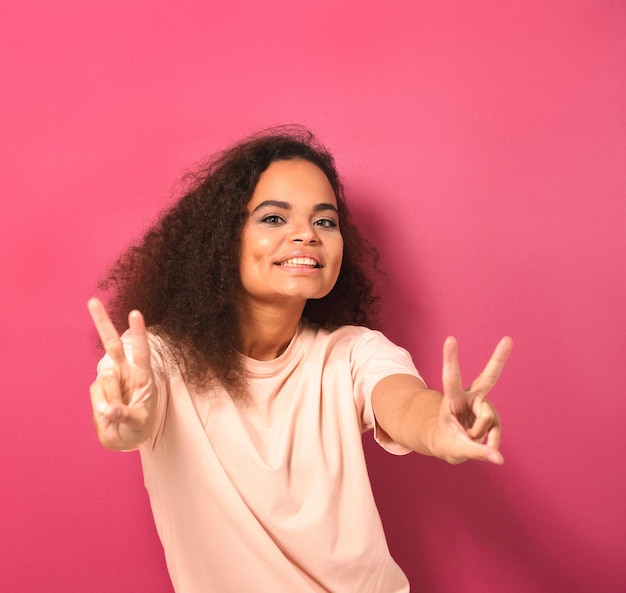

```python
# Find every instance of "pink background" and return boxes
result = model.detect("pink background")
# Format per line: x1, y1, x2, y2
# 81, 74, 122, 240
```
1, 1, 624, 591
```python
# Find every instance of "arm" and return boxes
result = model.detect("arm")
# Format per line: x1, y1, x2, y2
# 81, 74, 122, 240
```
371, 336, 512, 465
88, 298, 158, 451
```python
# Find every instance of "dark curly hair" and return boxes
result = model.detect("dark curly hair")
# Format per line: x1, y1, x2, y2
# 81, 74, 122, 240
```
100, 125, 380, 396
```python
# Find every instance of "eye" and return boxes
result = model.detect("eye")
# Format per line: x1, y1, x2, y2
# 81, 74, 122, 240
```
313, 217, 338, 228
260, 214, 285, 225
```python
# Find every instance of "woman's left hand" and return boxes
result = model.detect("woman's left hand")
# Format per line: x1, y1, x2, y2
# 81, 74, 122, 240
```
433, 336, 513, 465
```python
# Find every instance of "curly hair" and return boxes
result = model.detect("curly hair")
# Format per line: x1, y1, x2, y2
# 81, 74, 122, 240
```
100, 125, 380, 396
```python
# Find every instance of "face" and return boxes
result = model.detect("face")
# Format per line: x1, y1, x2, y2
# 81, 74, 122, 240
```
239, 159, 344, 309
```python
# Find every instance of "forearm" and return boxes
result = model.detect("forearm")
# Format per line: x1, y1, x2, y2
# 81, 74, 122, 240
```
387, 390, 444, 456
372, 375, 443, 456
373, 337, 510, 465
373, 370, 504, 465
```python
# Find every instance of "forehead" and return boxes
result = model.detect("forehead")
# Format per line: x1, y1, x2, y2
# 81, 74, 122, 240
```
248, 159, 337, 208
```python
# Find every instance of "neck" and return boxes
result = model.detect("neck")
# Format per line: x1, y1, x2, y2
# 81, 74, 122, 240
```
237, 299, 305, 360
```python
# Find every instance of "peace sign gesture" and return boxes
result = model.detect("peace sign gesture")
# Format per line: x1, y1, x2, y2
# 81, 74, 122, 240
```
435, 336, 513, 464
87, 298, 157, 450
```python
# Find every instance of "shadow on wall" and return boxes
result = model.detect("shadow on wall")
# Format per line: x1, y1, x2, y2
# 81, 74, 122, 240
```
350, 187, 621, 593
345, 185, 435, 353
364, 440, 617, 593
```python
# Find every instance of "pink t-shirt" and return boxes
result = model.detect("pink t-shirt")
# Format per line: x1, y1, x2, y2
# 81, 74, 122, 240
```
100, 322, 421, 593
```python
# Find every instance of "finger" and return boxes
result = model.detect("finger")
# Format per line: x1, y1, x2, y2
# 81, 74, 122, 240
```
90, 370, 123, 421
456, 438, 504, 465
470, 336, 513, 398
467, 400, 501, 448
485, 424, 502, 450
88, 298, 126, 365
116, 402, 151, 431
102, 368, 124, 405
128, 310, 152, 371
442, 336, 463, 397
89, 378, 109, 416
484, 446, 504, 465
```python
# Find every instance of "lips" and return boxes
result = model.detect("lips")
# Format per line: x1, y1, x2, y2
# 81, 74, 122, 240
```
276, 257, 321, 268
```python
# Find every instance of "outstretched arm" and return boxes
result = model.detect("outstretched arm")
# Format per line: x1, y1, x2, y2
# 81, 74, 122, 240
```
87, 298, 158, 451
371, 337, 513, 465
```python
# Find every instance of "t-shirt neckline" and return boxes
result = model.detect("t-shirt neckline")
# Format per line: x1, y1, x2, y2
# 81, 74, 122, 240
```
239, 321, 305, 378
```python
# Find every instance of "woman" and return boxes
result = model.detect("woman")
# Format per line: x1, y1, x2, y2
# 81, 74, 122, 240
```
88, 126, 512, 593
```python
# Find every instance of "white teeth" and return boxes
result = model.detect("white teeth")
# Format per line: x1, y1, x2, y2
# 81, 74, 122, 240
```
279, 257, 318, 267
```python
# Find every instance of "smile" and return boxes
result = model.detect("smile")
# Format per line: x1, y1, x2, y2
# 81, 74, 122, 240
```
276, 257, 321, 268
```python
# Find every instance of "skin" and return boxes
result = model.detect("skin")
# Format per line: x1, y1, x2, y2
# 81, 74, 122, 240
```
371, 337, 512, 464
237, 159, 344, 360
88, 159, 512, 462
88, 299, 157, 451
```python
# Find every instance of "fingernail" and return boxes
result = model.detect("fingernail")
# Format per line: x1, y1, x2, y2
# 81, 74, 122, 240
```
487, 451, 501, 464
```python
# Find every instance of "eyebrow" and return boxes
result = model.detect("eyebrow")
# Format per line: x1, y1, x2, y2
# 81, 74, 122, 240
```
251, 200, 338, 214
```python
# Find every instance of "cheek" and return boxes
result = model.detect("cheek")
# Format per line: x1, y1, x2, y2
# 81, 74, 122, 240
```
254, 235, 275, 253
326, 238, 344, 283
239, 235, 278, 286
241, 230, 270, 263
333, 237, 344, 269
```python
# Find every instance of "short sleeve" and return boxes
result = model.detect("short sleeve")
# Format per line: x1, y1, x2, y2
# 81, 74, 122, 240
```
350, 330, 423, 455
95, 332, 169, 451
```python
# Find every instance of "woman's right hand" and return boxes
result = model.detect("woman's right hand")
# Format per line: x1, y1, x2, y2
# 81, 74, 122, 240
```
87, 298, 157, 450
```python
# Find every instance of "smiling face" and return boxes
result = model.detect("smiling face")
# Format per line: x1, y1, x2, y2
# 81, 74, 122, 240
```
239, 159, 344, 310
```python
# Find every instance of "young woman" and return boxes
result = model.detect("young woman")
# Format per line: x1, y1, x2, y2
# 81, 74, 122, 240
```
88, 126, 512, 593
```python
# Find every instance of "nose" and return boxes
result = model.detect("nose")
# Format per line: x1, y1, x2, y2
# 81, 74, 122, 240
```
290, 219, 319, 244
